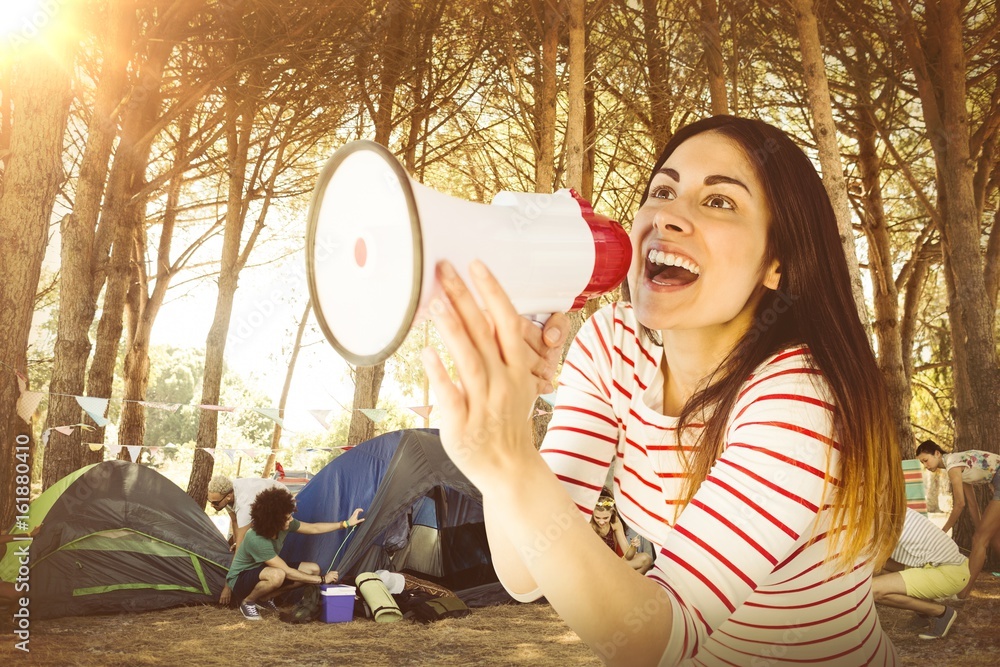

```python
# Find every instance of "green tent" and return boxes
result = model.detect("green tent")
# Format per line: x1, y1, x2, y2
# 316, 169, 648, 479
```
1, 463, 96, 583
25, 460, 232, 619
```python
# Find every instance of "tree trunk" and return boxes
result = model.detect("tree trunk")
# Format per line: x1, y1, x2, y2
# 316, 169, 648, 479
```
791, 0, 870, 331
855, 111, 915, 457
565, 0, 585, 191
263, 301, 311, 478
0, 34, 72, 526
188, 86, 254, 506
116, 112, 190, 452
900, 247, 931, 380
641, 0, 672, 150
42, 1, 134, 474
343, 0, 413, 447
891, 0, 1000, 457
533, 0, 560, 193
347, 364, 386, 446
701, 0, 728, 115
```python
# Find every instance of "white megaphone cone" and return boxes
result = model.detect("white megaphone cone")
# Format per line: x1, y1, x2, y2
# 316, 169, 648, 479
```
306, 140, 632, 366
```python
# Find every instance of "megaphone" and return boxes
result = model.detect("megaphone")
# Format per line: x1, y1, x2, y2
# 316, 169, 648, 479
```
305, 140, 632, 366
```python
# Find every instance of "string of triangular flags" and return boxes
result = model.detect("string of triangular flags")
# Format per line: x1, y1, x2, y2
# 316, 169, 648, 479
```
9, 364, 555, 448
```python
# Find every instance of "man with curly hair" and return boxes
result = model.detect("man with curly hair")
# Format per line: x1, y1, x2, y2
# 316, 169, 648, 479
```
226, 486, 365, 620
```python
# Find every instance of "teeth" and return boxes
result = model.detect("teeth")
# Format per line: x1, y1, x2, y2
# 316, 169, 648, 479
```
647, 250, 701, 275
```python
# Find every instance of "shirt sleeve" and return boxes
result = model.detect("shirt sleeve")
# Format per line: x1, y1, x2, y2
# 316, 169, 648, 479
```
539, 306, 623, 515
244, 535, 278, 565
648, 350, 842, 664
498, 307, 622, 603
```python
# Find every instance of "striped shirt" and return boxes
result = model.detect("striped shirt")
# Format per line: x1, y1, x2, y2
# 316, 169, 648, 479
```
539, 303, 896, 666
891, 508, 965, 568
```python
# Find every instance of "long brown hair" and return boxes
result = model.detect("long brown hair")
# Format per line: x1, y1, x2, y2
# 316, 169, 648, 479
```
626, 115, 904, 569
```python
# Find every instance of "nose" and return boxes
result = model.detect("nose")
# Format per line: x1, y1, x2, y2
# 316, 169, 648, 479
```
652, 200, 694, 235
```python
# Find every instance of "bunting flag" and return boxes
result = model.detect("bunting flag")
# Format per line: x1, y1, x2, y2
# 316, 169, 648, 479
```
138, 400, 181, 413
408, 405, 433, 420
241, 448, 258, 458
125, 445, 142, 462
254, 408, 285, 429
202, 448, 216, 459
309, 409, 332, 430
42, 430, 51, 447
106, 444, 122, 457
199, 404, 236, 412
87, 443, 105, 452
75, 396, 110, 427
535, 408, 551, 417
224, 449, 238, 463
148, 447, 161, 455
539, 392, 557, 407
358, 408, 388, 424
16, 372, 27, 393
16, 390, 45, 423
54, 425, 77, 435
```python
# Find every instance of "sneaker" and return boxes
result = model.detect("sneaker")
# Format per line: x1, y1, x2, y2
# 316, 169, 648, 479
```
239, 601, 261, 621
918, 607, 957, 639
258, 599, 279, 613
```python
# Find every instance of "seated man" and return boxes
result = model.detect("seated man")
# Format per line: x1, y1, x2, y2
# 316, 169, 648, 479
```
226, 486, 365, 620
872, 507, 969, 640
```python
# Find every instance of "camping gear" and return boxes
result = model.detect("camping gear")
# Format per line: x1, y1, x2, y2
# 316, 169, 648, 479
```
356, 571, 403, 623
26, 460, 233, 620
281, 429, 510, 606
409, 595, 471, 624
320, 584, 357, 623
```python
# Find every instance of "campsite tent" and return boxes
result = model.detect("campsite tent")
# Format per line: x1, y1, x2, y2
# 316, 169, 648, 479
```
282, 429, 504, 603
26, 460, 232, 619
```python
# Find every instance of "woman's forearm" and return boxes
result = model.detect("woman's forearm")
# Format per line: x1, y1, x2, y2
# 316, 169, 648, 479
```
484, 452, 670, 666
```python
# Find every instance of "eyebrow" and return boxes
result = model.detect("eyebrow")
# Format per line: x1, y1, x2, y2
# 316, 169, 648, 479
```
656, 167, 751, 194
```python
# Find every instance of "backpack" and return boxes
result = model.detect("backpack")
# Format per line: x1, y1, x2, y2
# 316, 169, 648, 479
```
409, 596, 471, 624
280, 584, 322, 624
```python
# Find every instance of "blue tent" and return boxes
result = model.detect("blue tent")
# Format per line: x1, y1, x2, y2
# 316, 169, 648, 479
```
281, 429, 502, 601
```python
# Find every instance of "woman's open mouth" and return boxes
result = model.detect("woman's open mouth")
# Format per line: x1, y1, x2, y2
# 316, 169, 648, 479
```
644, 249, 701, 287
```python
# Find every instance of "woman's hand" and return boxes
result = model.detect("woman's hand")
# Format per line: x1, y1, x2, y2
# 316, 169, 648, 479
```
219, 584, 231, 605
422, 260, 541, 492
347, 508, 365, 527
323, 571, 339, 584
523, 313, 570, 394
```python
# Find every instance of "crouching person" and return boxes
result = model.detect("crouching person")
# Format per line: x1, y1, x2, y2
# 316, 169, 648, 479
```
226, 486, 365, 620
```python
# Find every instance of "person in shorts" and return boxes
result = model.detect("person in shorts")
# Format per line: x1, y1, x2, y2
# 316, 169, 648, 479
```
872, 507, 968, 639
226, 486, 364, 620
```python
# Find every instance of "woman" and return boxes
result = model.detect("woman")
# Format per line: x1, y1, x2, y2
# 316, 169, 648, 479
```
592, 494, 654, 574
423, 115, 904, 665
915, 439, 1000, 599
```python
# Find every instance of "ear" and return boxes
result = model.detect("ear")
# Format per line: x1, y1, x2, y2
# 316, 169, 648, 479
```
763, 259, 781, 291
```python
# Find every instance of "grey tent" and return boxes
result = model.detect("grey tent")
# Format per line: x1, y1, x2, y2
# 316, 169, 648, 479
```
27, 460, 232, 619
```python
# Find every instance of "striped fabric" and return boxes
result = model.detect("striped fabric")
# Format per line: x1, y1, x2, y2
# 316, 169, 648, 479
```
892, 508, 965, 568
539, 303, 896, 666
901, 460, 927, 514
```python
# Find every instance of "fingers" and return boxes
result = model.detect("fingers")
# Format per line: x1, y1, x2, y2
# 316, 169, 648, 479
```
466, 260, 529, 368
430, 263, 496, 397
422, 346, 468, 421
542, 312, 570, 349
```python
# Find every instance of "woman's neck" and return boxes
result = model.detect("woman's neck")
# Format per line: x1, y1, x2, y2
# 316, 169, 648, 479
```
659, 324, 746, 416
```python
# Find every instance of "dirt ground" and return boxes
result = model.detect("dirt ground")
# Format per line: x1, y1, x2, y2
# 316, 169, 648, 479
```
4, 575, 998, 666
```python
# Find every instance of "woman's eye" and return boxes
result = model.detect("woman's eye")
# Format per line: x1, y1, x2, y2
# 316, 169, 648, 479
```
705, 195, 735, 210
649, 186, 675, 200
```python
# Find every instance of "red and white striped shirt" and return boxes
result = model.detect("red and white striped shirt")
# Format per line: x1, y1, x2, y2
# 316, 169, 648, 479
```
539, 303, 896, 666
